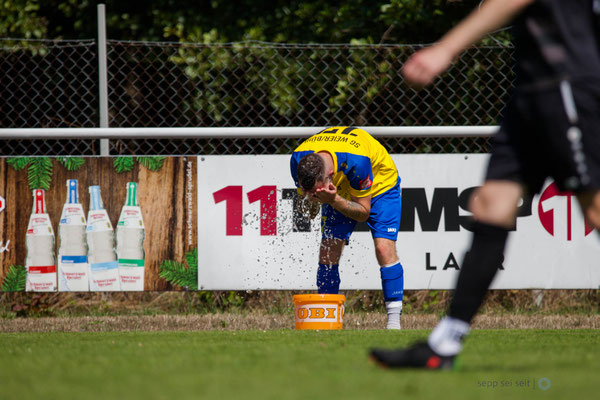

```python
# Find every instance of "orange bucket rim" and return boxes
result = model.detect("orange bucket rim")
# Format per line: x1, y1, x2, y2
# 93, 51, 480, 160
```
293, 294, 346, 303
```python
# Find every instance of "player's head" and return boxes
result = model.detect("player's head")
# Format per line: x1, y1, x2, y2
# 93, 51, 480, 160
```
297, 153, 328, 193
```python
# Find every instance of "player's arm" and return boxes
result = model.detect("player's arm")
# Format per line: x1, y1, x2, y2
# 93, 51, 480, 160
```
339, 194, 372, 222
402, 0, 534, 88
315, 184, 371, 222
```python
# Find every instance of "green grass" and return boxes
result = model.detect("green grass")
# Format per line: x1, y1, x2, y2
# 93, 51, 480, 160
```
0, 330, 598, 400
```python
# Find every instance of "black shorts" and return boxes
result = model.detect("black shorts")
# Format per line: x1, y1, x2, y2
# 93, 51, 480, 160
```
486, 80, 600, 195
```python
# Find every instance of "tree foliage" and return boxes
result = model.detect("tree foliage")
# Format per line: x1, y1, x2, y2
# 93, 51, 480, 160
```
1, 265, 27, 292
7, 157, 88, 190
113, 157, 134, 173
2, 1, 511, 128
3, 1, 486, 44
113, 157, 165, 173
159, 249, 198, 290
136, 157, 165, 172
0, 0, 47, 39
6, 157, 29, 171
27, 157, 53, 190
56, 157, 85, 171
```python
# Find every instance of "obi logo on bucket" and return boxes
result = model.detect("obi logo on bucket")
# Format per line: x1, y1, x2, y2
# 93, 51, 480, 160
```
297, 306, 340, 320
538, 183, 594, 241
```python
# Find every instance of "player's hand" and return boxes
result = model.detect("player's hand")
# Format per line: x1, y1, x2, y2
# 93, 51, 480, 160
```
315, 183, 337, 204
402, 44, 454, 89
298, 195, 321, 219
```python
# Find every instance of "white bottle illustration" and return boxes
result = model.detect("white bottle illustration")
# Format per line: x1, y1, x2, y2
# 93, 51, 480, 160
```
58, 179, 89, 291
116, 182, 146, 291
25, 189, 57, 292
86, 185, 120, 291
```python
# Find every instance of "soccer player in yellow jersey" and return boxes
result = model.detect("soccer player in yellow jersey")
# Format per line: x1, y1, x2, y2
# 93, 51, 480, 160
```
290, 126, 404, 329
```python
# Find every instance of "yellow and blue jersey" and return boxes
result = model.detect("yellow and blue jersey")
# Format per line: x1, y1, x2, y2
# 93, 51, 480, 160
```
290, 126, 399, 200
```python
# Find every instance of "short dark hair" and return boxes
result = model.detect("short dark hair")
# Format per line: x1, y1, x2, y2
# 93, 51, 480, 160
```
297, 153, 325, 191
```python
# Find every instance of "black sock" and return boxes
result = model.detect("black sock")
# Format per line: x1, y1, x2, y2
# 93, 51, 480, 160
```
448, 221, 509, 324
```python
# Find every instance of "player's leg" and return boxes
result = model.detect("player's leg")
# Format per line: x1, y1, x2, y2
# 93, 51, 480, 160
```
317, 238, 345, 293
370, 88, 540, 367
374, 237, 404, 329
446, 180, 522, 323
367, 181, 404, 329
443, 79, 599, 352
428, 180, 522, 355
371, 180, 522, 368
373, 237, 399, 265
317, 203, 357, 294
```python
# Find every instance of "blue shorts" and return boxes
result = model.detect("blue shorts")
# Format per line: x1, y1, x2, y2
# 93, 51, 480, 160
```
321, 180, 402, 242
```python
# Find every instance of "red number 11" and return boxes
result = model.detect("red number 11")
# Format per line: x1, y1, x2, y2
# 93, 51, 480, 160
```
213, 185, 277, 236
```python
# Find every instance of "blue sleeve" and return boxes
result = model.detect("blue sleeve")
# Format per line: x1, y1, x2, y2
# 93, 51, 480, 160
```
338, 153, 373, 192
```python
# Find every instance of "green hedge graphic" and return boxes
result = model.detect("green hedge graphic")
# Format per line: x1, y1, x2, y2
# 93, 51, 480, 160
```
1, 265, 27, 292
159, 249, 198, 290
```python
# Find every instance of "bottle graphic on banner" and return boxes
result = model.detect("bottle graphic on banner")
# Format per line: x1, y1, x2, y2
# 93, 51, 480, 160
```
86, 185, 120, 291
116, 182, 146, 291
58, 179, 89, 291
25, 189, 57, 292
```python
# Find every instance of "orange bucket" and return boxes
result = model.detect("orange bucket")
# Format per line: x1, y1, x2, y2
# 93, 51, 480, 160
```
293, 294, 345, 330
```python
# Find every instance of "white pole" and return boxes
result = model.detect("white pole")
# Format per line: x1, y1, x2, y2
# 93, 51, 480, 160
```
97, 4, 110, 155
0, 126, 499, 139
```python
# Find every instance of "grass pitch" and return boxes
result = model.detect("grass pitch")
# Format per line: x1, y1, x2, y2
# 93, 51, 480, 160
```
0, 329, 597, 400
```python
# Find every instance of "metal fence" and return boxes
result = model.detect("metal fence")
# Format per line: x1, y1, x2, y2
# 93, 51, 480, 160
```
0, 38, 514, 156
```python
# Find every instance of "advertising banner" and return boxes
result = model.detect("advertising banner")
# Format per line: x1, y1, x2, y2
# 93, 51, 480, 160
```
197, 155, 600, 290
3, 154, 598, 291
0, 157, 197, 292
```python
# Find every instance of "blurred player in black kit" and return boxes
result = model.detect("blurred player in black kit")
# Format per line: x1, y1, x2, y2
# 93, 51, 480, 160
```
370, 0, 600, 369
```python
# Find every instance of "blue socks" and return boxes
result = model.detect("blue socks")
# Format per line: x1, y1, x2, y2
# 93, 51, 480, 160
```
380, 262, 404, 301
381, 261, 404, 329
316, 262, 403, 299
317, 263, 340, 294
317, 261, 404, 329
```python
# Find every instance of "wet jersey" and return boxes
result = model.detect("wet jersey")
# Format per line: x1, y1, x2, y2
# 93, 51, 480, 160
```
290, 127, 399, 200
